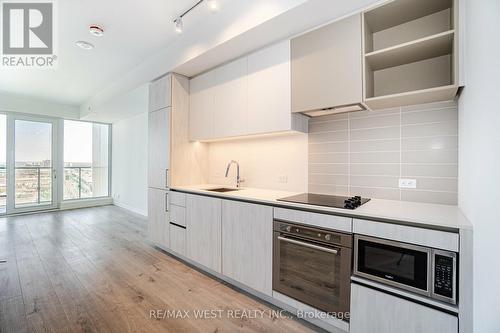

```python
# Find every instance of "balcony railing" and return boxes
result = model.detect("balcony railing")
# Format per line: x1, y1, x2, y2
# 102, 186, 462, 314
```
64, 166, 93, 200
0, 166, 54, 207
0, 167, 5, 209
14, 166, 52, 206
0, 166, 103, 210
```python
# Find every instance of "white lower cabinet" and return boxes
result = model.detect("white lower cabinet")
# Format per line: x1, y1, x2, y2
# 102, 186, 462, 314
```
169, 224, 186, 256
148, 188, 169, 247
350, 283, 458, 333
222, 200, 273, 296
185, 194, 222, 273
170, 204, 186, 227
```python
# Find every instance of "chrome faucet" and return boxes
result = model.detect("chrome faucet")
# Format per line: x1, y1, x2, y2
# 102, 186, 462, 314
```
225, 160, 244, 188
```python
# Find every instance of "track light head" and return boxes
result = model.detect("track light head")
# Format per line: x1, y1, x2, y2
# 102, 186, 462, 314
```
207, 0, 219, 13
174, 0, 220, 34
174, 17, 183, 34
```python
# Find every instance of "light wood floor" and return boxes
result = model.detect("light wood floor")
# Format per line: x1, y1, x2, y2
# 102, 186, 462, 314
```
0, 205, 318, 333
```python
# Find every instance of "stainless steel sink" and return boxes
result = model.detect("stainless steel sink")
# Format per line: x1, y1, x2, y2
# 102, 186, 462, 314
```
204, 187, 240, 193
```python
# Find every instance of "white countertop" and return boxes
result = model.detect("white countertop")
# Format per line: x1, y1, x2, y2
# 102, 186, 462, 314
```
171, 184, 472, 231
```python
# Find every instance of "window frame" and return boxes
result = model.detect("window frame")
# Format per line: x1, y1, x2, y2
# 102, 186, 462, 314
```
61, 119, 112, 202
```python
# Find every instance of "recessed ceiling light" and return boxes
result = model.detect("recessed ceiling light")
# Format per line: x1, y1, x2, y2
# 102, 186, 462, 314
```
207, 0, 219, 12
75, 40, 94, 50
174, 17, 183, 34
89, 25, 104, 37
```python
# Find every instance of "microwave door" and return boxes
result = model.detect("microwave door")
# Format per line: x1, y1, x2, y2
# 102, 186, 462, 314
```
354, 236, 431, 297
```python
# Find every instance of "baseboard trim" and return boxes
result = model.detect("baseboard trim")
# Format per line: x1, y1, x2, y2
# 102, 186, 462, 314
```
113, 200, 147, 217
59, 197, 113, 210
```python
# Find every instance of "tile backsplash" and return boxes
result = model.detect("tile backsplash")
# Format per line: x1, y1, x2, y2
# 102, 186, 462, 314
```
208, 133, 308, 192
308, 100, 458, 205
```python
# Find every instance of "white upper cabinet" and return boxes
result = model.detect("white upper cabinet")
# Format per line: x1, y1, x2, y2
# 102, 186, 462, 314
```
213, 57, 248, 138
291, 14, 363, 113
247, 40, 291, 134
149, 75, 172, 112
189, 41, 307, 141
189, 70, 215, 141
362, 0, 460, 109
148, 108, 170, 189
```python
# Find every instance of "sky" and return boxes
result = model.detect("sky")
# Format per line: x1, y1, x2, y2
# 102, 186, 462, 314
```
0, 116, 102, 164
64, 120, 92, 163
16, 120, 53, 163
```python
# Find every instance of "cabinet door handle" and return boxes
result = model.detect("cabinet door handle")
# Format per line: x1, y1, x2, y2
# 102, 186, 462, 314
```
165, 169, 169, 188
165, 193, 169, 212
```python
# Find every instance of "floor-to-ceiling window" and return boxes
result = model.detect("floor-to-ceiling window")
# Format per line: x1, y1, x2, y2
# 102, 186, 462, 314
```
0, 114, 110, 215
0, 115, 6, 213
14, 119, 54, 208
63, 120, 110, 200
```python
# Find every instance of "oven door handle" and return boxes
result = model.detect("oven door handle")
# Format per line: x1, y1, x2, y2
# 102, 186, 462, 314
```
277, 236, 339, 255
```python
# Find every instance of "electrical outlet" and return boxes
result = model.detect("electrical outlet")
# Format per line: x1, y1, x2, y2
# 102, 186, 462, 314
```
399, 178, 417, 189
278, 175, 288, 184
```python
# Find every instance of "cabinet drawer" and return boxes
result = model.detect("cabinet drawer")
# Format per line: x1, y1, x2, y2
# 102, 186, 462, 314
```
274, 207, 352, 233
170, 204, 186, 227
353, 219, 459, 252
170, 191, 186, 207
169, 224, 186, 256
350, 283, 458, 333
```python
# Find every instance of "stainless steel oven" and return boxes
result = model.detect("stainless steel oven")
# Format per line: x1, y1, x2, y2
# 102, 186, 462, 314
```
273, 220, 352, 317
354, 235, 457, 304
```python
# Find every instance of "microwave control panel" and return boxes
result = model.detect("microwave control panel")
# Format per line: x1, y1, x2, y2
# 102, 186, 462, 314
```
433, 254, 455, 299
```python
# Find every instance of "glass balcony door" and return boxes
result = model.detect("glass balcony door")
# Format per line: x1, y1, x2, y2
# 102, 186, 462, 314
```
0, 114, 6, 214
7, 116, 58, 213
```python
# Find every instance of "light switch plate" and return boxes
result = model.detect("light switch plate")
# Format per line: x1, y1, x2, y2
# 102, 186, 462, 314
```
399, 178, 417, 189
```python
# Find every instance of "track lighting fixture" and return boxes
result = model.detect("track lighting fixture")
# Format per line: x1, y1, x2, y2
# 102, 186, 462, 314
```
174, 17, 183, 34
207, 0, 219, 13
173, 0, 219, 34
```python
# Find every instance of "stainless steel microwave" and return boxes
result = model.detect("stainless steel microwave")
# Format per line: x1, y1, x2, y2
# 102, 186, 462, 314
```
353, 235, 457, 305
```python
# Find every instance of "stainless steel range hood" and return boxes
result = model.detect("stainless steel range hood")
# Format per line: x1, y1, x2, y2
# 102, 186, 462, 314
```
301, 102, 368, 117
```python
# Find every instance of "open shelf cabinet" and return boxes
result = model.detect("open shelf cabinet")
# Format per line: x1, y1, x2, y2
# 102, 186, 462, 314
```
362, 0, 459, 110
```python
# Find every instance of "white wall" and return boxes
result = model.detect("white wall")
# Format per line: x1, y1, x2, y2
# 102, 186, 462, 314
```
82, 85, 149, 123
112, 112, 148, 216
208, 133, 308, 192
458, 0, 500, 332
0, 90, 80, 119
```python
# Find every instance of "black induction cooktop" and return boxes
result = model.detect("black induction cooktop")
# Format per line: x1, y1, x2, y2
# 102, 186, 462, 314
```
277, 193, 370, 210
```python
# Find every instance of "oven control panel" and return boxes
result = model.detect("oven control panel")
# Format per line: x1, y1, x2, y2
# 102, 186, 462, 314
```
273, 221, 352, 248
279, 223, 339, 245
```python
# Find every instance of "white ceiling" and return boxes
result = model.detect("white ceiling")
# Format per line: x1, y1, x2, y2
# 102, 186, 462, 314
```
0, 0, 383, 123
0, 0, 304, 107
0, 0, 187, 104
84, 84, 148, 124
